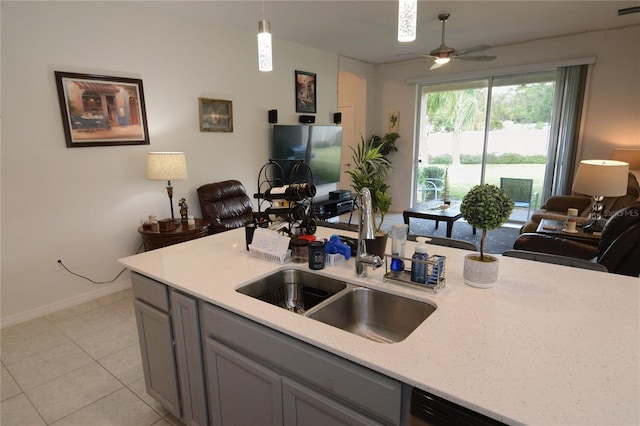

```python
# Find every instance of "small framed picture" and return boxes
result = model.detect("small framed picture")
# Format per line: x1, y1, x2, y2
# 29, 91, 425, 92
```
389, 111, 399, 133
199, 98, 233, 132
55, 71, 150, 147
295, 70, 316, 114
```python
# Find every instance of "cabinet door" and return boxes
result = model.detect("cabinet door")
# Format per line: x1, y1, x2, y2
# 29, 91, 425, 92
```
134, 299, 181, 418
282, 377, 383, 426
204, 337, 283, 426
170, 290, 208, 426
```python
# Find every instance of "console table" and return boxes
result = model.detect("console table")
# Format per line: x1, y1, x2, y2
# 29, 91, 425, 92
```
138, 218, 210, 251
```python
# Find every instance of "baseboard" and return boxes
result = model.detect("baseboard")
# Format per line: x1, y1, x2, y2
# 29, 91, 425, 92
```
0, 278, 132, 329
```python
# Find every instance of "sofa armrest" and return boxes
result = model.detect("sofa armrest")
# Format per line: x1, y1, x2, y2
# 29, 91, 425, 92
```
541, 195, 591, 213
513, 233, 599, 260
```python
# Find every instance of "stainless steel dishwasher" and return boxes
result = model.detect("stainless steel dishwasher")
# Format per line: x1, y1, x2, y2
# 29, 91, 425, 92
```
410, 388, 507, 426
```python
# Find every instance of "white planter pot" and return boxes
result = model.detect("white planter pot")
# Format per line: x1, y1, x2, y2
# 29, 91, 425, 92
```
463, 253, 499, 288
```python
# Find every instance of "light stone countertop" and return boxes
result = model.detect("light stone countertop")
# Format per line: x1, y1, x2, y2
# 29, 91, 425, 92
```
119, 227, 640, 425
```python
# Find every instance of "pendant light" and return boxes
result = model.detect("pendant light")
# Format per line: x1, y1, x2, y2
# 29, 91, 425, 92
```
258, 19, 272, 71
398, 0, 417, 42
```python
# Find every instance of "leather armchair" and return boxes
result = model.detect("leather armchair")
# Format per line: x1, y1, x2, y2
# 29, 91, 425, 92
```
197, 180, 254, 234
514, 203, 640, 276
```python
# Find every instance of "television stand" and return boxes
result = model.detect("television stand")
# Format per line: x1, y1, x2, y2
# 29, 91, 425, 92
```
312, 193, 355, 220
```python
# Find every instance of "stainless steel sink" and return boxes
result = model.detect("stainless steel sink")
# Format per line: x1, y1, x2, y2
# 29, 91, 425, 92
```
236, 269, 347, 313
237, 269, 436, 343
307, 287, 436, 343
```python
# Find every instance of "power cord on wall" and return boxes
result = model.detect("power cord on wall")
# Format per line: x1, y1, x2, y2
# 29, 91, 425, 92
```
57, 241, 145, 285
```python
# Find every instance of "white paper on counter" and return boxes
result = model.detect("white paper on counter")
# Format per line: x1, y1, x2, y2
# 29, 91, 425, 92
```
251, 228, 290, 254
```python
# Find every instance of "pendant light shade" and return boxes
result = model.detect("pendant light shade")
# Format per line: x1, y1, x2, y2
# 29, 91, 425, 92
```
258, 19, 273, 72
398, 0, 417, 42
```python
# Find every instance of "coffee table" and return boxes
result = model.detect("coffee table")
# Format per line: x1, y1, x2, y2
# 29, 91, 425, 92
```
403, 203, 475, 238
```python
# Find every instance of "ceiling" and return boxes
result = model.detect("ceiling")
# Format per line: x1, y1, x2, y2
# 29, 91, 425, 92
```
151, 1, 640, 65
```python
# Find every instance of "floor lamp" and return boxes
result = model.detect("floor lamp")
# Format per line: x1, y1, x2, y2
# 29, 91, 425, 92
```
146, 152, 188, 221
572, 159, 629, 233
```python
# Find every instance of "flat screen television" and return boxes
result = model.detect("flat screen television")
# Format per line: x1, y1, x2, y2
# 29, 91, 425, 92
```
272, 125, 343, 185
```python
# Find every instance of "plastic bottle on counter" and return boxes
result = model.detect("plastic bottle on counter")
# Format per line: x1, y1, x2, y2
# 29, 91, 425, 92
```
390, 223, 408, 277
410, 237, 428, 284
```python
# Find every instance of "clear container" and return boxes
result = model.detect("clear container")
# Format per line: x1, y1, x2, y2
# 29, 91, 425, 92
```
390, 224, 408, 276
290, 239, 309, 263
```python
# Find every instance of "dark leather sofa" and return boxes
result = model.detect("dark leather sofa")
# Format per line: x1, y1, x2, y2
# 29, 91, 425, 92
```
197, 180, 254, 234
514, 203, 640, 276
521, 172, 640, 233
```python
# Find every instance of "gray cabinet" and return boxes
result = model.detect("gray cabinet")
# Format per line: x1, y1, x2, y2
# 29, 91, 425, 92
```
171, 290, 208, 426
201, 302, 402, 426
282, 378, 381, 426
132, 272, 208, 426
134, 299, 181, 416
204, 337, 283, 425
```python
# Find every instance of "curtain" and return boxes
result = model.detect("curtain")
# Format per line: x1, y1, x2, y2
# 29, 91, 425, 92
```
545, 64, 589, 198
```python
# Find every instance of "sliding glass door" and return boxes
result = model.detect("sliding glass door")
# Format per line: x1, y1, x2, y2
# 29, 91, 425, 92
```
415, 70, 556, 222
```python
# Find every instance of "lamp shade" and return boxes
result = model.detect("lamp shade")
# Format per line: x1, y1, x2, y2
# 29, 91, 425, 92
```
146, 152, 188, 181
572, 159, 629, 197
611, 148, 640, 170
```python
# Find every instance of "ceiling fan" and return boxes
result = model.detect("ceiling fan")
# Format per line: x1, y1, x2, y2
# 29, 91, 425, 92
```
422, 13, 496, 70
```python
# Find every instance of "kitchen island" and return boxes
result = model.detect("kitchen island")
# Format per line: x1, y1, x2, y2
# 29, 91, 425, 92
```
119, 227, 639, 425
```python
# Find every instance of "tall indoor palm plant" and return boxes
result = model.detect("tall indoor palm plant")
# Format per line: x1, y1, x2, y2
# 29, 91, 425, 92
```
346, 135, 393, 234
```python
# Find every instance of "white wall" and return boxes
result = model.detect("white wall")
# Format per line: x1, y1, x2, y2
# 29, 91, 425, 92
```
343, 25, 640, 211
0, 1, 338, 325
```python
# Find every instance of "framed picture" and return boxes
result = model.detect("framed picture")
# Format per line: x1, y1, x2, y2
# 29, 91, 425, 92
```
295, 70, 316, 113
55, 71, 150, 147
389, 111, 399, 133
199, 98, 233, 132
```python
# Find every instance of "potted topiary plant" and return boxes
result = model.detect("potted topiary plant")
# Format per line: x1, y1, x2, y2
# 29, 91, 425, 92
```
346, 135, 393, 256
460, 184, 514, 288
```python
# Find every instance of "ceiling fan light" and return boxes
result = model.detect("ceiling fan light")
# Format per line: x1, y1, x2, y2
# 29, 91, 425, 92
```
397, 0, 417, 42
435, 57, 450, 65
258, 19, 272, 72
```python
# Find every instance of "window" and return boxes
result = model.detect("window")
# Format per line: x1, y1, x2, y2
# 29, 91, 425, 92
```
414, 65, 588, 223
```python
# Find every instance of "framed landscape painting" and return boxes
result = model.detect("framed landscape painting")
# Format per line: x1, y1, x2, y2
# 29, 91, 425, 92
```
199, 98, 233, 132
55, 71, 150, 147
295, 70, 316, 113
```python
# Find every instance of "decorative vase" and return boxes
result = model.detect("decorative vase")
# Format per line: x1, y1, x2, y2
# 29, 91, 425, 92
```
463, 253, 499, 288
364, 233, 388, 259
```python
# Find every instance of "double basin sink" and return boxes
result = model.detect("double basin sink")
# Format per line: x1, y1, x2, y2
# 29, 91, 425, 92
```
236, 269, 436, 343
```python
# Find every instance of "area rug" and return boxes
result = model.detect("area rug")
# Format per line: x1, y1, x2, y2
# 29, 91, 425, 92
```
382, 214, 521, 254
322, 212, 522, 254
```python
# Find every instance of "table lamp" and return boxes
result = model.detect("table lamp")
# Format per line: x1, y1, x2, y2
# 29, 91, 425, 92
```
572, 159, 629, 232
146, 152, 188, 220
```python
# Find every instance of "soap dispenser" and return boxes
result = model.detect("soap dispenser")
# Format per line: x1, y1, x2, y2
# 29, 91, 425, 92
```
410, 237, 428, 284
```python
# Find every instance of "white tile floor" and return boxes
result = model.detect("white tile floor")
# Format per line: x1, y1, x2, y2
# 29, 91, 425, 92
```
1, 288, 185, 426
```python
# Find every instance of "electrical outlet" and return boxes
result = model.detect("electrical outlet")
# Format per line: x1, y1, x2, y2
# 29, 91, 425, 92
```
54, 258, 63, 271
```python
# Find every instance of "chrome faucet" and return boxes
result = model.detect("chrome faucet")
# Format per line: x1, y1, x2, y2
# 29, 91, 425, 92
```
356, 188, 384, 277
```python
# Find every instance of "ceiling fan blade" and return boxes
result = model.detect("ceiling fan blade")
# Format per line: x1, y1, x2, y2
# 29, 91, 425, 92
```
453, 44, 492, 56
455, 55, 497, 62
